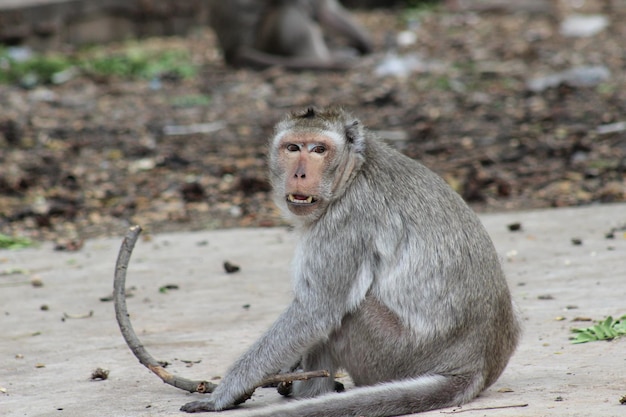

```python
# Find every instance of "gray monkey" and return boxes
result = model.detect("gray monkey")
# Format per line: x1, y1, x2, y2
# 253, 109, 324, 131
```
208, 0, 373, 69
181, 107, 520, 415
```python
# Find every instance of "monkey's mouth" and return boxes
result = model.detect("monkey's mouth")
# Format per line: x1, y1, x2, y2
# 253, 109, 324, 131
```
286, 194, 318, 205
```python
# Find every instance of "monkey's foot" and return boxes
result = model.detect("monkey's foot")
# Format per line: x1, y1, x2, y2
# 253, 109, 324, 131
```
180, 399, 218, 413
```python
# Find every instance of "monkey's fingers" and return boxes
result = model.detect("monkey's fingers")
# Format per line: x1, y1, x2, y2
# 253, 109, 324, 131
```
113, 225, 217, 394
180, 399, 219, 413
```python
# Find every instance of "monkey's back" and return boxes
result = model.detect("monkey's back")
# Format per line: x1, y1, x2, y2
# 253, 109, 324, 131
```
208, 0, 262, 64
330, 134, 520, 389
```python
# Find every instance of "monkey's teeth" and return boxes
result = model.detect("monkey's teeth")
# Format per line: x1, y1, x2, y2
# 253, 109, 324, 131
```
288, 194, 315, 204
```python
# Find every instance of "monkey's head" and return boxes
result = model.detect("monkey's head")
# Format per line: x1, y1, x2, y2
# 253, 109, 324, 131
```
268, 107, 366, 224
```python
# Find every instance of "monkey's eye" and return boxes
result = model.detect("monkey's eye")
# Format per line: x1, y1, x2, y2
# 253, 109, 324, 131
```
286, 144, 300, 152
311, 145, 326, 154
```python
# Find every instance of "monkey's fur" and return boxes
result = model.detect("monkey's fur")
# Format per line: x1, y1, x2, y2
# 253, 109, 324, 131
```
208, 0, 373, 69
181, 108, 520, 415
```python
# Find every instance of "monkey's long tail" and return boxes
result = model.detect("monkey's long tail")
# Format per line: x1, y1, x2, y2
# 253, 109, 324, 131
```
240, 374, 495, 417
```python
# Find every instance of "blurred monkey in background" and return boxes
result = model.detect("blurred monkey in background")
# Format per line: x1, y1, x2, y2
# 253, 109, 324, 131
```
208, 0, 373, 69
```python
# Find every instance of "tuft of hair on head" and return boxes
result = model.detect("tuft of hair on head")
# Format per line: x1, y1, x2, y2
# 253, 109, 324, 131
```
297, 107, 317, 119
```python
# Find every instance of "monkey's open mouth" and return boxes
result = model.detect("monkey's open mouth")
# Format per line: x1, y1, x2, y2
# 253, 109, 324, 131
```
287, 194, 318, 205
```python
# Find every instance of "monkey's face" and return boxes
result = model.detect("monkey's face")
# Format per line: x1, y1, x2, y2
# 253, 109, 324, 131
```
268, 108, 366, 224
273, 131, 337, 217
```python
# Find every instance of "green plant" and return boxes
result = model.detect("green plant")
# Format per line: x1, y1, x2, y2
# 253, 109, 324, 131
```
402, 0, 440, 21
170, 94, 211, 108
0, 233, 34, 250
79, 47, 196, 80
0, 48, 73, 84
0, 43, 197, 86
571, 315, 626, 344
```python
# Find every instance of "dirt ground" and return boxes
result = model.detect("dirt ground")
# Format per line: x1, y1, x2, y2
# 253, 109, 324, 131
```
0, 1, 625, 244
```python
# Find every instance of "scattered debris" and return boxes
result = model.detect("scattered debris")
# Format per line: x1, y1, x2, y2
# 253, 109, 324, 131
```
374, 53, 443, 78
30, 276, 44, 287
163, 121, 226, 136
507, 222, 522, 232
181, 181, 206, 203
560, 14, 608, 38
604, 224, 626, 239
526, 66, 610, 92
91, 367, 110, 381
571, 238, 583, 246
181, 359, 202, 368
54, 239, 84, 252
223, 261, 240, 274
596, 121, 626, 135
62, 310, 94, 320
1, 3, 625, 245
159, 284, 179, 293
538, 294, 554, 300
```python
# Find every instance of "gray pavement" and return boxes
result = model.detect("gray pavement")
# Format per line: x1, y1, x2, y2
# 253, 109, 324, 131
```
1, 203, 625, 417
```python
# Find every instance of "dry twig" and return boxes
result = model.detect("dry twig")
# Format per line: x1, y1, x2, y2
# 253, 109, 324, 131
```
114, 225, 216, 393
113, 225, 330, 398
441, 403, 529, 414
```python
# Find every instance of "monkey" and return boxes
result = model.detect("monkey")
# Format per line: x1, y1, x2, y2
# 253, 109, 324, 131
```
207, 0, 373, 70
179, 107, 520, 415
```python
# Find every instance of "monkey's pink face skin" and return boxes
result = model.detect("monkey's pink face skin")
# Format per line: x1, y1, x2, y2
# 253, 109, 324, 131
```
277, 132, 337, 216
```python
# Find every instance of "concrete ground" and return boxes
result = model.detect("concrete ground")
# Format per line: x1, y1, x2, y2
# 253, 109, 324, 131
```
1, 203, 625, 417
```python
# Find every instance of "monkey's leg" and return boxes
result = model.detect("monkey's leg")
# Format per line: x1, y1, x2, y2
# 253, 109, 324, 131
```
291, 341, 337, 398
316, 0, 373, 54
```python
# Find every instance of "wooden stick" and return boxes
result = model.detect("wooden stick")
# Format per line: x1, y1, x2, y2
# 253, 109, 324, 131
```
441, 403, 529, 414
114, 225, 216, 393
113, 225, 330, 398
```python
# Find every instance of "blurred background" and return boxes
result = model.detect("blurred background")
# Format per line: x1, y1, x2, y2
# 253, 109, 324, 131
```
0, 0, 624, 246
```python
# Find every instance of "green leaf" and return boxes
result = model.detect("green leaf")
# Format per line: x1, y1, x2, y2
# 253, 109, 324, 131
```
571, 314, 626, 344
0, 233, 34, 250
571, 332, 597, 344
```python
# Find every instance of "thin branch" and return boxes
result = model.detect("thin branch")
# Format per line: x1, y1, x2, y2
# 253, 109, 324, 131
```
260, 370, 330, 386
114, 225, 217, 393
113, 225, 331, 398
441, 403, 529, 414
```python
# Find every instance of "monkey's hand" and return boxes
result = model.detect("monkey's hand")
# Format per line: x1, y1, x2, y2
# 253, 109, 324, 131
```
181, 391, 251, 413
180, 398, 218, 413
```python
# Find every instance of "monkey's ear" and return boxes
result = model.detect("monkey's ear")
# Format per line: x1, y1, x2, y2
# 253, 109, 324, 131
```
345, 120, 365, 153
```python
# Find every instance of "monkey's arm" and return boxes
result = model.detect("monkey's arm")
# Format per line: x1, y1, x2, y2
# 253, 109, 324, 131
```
182, 236, 373, 412
182, 300, 352, 411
